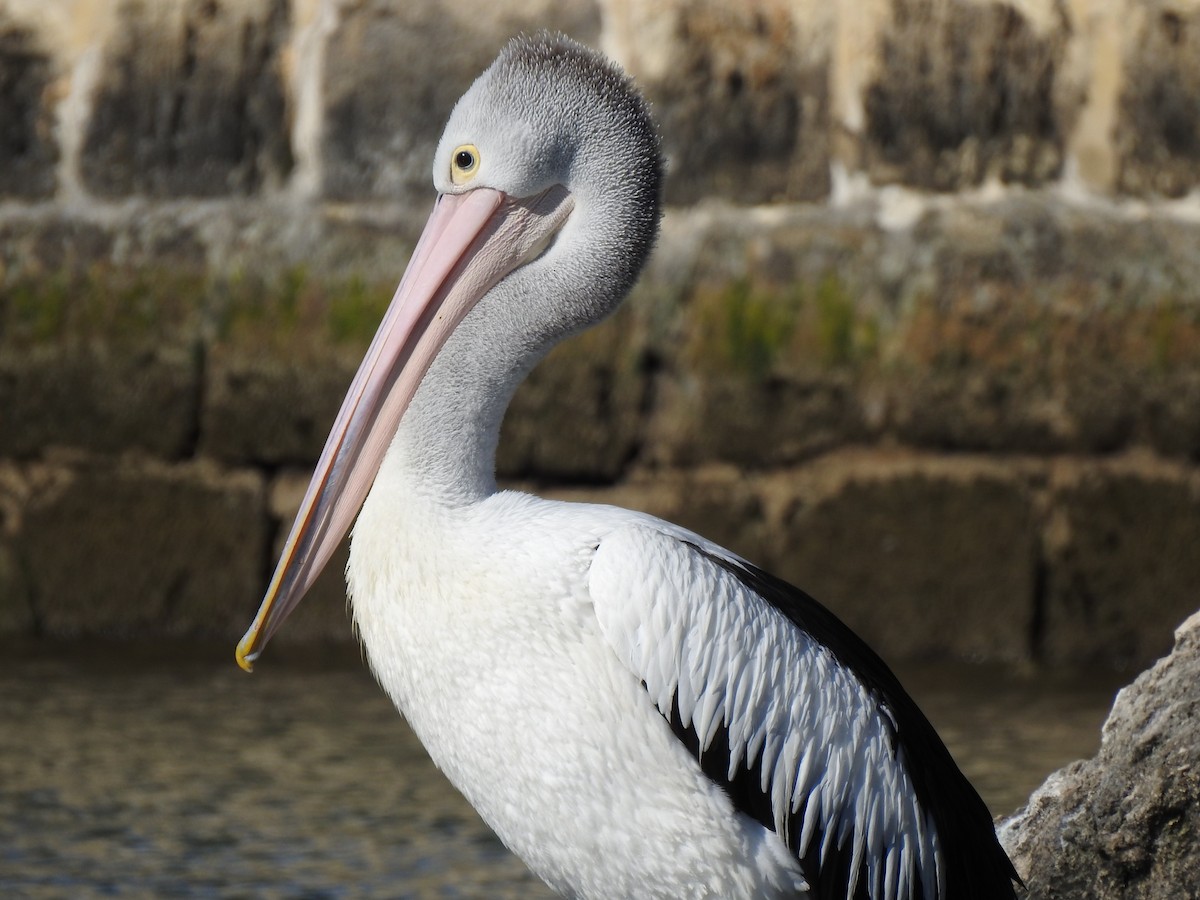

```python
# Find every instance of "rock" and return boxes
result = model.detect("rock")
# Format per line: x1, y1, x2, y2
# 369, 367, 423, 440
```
0, 541, 34, 635
12, 455, 267, 639
0, 263, 203, 460
1000, 611, 1200, 897
0, 11, 58, 199
0, 218, 115, 280
1145, 370, 1200, 460
650, 370, 868, 467
81, 0, 294, 197
641, 213, 879, 467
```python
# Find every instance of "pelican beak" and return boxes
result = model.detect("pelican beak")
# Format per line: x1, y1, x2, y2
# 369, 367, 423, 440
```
236, 185, 574, 671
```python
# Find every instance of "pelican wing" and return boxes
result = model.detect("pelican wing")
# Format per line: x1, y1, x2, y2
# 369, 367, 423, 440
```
589, 522, 1018, 900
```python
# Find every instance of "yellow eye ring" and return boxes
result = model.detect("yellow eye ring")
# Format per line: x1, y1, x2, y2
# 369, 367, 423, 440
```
451, 144, 480, 184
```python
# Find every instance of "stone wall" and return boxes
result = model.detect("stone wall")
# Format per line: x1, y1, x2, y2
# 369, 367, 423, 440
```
2, 0, 1200, 670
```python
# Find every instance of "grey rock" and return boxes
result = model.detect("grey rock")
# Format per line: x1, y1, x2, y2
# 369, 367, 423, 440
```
0, 540, 34, 635
1000, 610, 1200, 897
0, 462, 36, 634
0, 218, 115, 279
890, 368, 1073, 454
1145, 370, 1200, 460
650, 371, 867, 468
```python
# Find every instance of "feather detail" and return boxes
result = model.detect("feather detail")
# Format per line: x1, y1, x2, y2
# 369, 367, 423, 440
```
589, 522, 1020, 900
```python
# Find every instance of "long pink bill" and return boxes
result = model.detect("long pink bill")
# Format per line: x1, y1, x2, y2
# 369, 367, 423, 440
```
236, 185, 574, 671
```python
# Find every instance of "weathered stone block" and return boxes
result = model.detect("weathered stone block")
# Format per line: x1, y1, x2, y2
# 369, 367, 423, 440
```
201, 350, 357, 465
0, 345, 199, 458
0, 461, 35, 634
616, 0, 831, 204
890, 368, 1072, 454
770, 460, 1036, 662
1145, 371, 1200, 459
864, 0, 1068, 190
893, 361, 1141, 457
876, 198, 1200, 455
650, 372, 867, 467
1116, 2, 1200, 197
1000, 611, 1200, 896
644, 267, 874, 468
0, 12, 58, 199
81, 0, 293, 197
320, 0, 601, 203
498, 306, 646, 482
0, 219, 114, 279
1041, 466, 1200, 668
0, 540, 34, 635
14, 457, 266, 638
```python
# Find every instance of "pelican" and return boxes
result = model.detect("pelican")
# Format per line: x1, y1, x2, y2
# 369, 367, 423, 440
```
236, 33, 1020, 900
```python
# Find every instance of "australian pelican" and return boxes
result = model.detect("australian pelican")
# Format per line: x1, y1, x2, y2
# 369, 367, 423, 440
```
236, 33, 1020, 900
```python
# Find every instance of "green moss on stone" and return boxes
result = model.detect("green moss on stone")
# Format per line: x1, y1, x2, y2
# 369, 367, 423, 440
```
1151, 303, 1184, 373
691, 278, 798, 377
1, 266, 205, 348
687, 273, 876, 377
327, 275, 390, 345
813, 273, 857, 366
0, 264, 395, 359
6, 275, 72, 342
722, 278, 798, 376
208, 266, 392, 355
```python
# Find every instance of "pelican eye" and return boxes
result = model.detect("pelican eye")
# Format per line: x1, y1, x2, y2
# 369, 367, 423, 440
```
451, 144, 480, 184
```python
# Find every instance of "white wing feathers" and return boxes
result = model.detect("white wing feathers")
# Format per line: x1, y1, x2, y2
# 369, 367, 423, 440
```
589, 522, 940, 900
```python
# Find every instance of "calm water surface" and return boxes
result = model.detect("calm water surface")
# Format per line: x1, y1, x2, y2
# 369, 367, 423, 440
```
1, 641, 1126, 898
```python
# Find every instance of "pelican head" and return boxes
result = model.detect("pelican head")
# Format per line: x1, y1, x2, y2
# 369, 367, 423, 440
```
237, 33, 663, 668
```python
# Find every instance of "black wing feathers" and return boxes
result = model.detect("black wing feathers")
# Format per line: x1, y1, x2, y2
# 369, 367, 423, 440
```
666, 694, 873, 900
661, 542, 1021, 900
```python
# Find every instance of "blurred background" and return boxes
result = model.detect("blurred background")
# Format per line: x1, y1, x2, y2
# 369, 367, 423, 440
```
1, 0, 1198, 896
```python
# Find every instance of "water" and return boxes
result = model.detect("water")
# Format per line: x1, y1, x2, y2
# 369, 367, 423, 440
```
1, 641, 1126, 898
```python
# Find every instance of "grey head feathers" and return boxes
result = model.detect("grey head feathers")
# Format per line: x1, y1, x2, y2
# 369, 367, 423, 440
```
435, 32, 664, 309
403, 34, 665, 489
